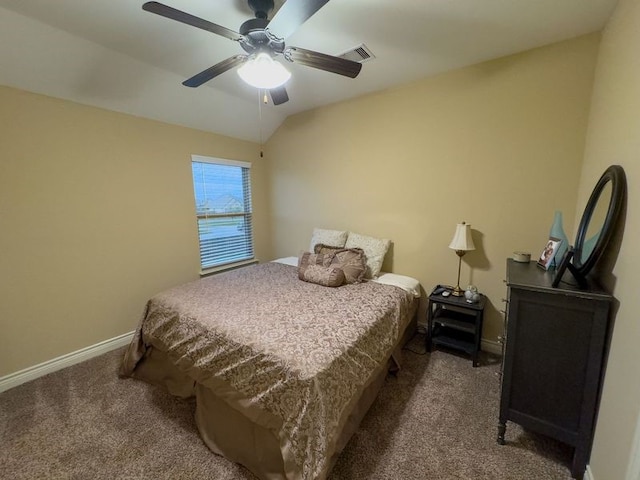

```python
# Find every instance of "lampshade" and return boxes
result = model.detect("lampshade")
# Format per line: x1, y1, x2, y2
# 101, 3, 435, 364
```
449, 222, 475, 252
237, 53, 291, 89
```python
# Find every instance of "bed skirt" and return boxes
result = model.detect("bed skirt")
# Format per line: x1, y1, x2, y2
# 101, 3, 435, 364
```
127, 307, 418, 480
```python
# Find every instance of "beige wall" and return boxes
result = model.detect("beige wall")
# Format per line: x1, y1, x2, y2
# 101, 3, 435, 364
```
0, 86, 268, 376
265, 34, 600, 343
579, 0, 640, 478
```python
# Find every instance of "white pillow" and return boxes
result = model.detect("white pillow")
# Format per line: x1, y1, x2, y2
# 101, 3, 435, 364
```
271, 256, 298, 266
309, 228, 348, 251
345, 232, 391, 279
372, 273, 421, 298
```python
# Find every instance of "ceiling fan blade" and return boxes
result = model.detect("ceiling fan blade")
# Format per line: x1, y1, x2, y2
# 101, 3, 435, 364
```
183, 55, 248, 87
284, 47, 362, 78
266, 0, 330, 40
142, 2, 243, 41
269, 86, 289, 105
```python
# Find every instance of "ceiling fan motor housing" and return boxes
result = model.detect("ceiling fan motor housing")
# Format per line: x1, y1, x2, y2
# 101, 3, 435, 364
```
239, 17, 269, 35
239, 0, 284, 56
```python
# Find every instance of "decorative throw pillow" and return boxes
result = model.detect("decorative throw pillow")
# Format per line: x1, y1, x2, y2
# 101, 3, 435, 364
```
298, 251, 333, 278
299, 264, 345, 287
309, 228, 348, 252
313, 243, 343, 256
344, 232, 391, 279
314, 244, 367, 284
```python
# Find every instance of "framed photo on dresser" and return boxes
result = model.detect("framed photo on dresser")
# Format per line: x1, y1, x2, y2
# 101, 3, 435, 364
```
537, 236, 562, 270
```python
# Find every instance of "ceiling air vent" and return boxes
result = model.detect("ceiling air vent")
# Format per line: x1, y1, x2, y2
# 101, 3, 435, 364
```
338, 43, 375, 63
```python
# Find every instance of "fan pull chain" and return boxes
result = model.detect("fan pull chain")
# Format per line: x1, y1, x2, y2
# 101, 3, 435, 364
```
258, 89, 265, 158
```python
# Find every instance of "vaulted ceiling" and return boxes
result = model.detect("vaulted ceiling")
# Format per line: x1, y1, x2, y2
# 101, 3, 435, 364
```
0, 0, 618, 142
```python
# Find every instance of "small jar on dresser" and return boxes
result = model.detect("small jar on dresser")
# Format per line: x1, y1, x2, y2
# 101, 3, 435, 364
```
497, 259, 613, 480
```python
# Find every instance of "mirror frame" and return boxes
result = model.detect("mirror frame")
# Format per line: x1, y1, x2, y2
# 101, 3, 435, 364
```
553, 165, 626, 288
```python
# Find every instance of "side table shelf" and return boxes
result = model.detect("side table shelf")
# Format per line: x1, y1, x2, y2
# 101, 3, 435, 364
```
426, 288, 486, 367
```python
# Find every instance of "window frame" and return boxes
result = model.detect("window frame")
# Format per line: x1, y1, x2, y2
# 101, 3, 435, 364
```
191, 155, 255, 275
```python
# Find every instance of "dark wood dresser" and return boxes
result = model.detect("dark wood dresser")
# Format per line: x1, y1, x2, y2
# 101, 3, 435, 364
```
498, 259, 613, 480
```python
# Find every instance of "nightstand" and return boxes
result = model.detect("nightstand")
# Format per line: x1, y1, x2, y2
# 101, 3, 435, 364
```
426, 287, 486, 367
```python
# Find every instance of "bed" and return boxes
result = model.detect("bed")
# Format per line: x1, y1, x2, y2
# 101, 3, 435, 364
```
120, 257, 420, 480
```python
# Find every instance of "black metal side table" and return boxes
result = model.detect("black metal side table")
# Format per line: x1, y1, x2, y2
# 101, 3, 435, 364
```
426, 287, 486, 367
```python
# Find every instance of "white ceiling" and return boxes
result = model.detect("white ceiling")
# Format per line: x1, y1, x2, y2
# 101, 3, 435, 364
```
0, 0, 618, 142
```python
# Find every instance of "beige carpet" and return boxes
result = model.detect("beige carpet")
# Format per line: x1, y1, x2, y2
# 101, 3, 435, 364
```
0, 334, 574, 479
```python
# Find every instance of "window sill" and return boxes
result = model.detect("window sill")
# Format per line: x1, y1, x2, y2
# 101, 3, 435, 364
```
200, 259, 259, 277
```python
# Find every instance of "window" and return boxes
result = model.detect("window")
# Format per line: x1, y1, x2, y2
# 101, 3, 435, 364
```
191, 155, 254, 271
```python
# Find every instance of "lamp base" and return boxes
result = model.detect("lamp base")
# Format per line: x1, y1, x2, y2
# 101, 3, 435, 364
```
452, 250, 466, 297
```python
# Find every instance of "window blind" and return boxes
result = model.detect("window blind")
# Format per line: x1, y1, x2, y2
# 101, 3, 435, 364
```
191, 156, 254, 271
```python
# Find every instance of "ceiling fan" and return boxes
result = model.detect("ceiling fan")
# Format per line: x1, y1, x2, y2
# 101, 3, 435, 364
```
142, 0, 363, 105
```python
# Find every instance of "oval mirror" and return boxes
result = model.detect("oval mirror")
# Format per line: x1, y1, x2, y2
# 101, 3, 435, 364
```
553, 165, 626, 288
577, 180, 611, 265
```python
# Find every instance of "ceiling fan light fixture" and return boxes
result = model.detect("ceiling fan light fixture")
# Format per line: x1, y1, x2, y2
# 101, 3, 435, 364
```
237, 53, 291, 89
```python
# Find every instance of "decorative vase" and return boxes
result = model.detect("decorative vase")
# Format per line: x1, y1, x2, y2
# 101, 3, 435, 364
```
549, 211, 569, 267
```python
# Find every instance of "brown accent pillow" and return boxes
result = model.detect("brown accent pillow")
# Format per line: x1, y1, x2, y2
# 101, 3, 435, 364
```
314, 244, 367, 284
313, 244, 339, 253
298, 251, 333, 278
299, 264, 345, 287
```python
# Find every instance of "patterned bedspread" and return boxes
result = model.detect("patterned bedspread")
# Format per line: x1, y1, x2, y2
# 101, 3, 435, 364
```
121, 262, 415, 480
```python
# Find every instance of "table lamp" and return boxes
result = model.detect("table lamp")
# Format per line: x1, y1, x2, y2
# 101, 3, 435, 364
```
449, 222, 476, 296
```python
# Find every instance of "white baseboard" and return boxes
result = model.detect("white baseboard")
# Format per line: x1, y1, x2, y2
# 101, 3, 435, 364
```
0, 331, 134, 393
585, 465, 594, 480
481, 339, 502, 355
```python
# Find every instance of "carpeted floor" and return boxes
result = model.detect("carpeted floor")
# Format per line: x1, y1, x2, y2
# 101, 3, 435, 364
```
0, 334, 575, 479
